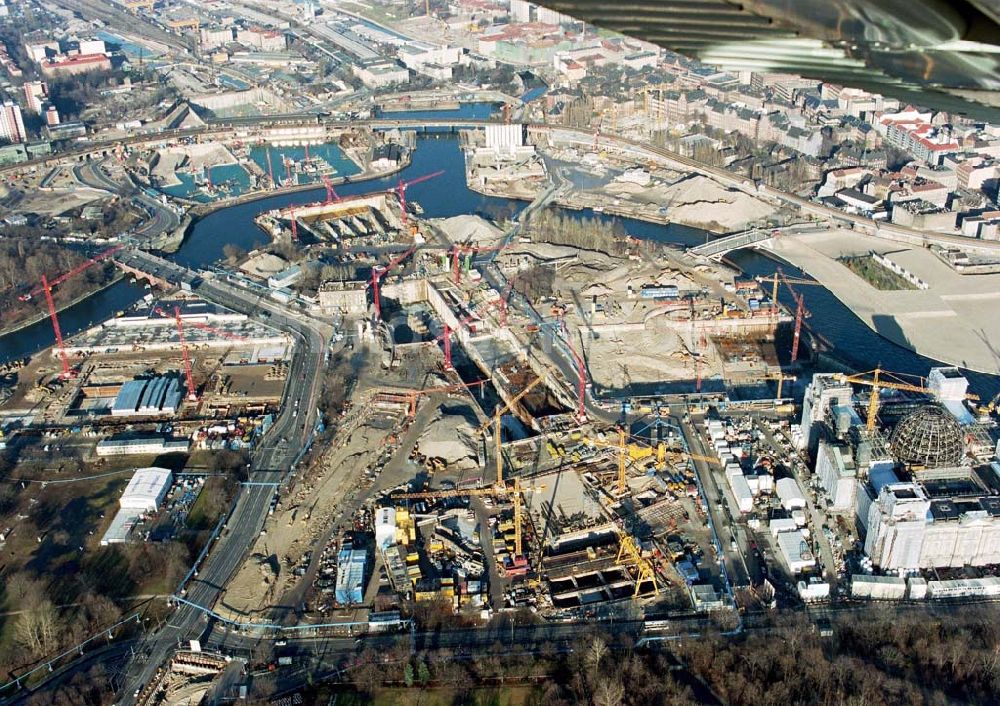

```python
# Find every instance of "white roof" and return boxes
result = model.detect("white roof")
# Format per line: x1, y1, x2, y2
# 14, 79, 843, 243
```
776, 529, 815, 572
120, 467, 172, 511
776, 477, 806, 509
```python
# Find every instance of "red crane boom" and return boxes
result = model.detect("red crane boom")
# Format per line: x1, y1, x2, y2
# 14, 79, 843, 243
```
322, 175, 340, 204
153, 307, 248, 342
370, 245, 417, 320
20, 246, 122, 301
564, 335, 587, 421
394, 170, 444, 227
777, 268, 810, 363
42, 275, 72, 379
265, 149, 275, 188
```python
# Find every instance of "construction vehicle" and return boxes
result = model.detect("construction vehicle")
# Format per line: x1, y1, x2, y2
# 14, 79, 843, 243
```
977, 392, 1000, 422
835, 366, 979, 433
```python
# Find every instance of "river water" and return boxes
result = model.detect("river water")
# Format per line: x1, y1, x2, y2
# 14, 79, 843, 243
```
3, 132, 998, 400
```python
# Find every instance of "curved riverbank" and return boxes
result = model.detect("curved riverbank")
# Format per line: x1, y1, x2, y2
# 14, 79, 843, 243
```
149, 152, 413, 255
3, 134, 999, 401
0, 274, 124, 338
763, 231, 1000, 376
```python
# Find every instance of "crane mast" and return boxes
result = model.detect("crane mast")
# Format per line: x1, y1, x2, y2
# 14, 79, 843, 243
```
173, 306, 198, 402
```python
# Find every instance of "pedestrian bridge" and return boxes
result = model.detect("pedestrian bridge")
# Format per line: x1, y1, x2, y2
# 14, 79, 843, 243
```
688, 228, 774, 259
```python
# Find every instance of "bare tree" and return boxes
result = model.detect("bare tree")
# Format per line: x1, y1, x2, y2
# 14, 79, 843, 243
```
592, 678, 625, 706
15, 593, 62, 658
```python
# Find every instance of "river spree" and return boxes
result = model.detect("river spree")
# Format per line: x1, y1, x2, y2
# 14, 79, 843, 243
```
3, 133, 998, 401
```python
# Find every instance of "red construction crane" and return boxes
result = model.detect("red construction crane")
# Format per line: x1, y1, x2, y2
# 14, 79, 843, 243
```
23, 246, 123, 380
283, 154, 292, 186
433, 300, 491, 369
450, 242, 510, 284
304, 143, 310, 162
19, 246, 122, 301
442, 323, 453, 369
265, 149, 275, 188
394, 170, 443, 227
777, 268, 810, 363
321, 175, 340, 204
173, 306, 198, 402
496, 281, 513, 327
370, 245, 417, 321
42, 275, 72, 379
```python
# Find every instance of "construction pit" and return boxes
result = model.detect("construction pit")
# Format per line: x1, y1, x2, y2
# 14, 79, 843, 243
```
255, 191, 405, 247
176, 199, 795, 626
0, 296, 290, 438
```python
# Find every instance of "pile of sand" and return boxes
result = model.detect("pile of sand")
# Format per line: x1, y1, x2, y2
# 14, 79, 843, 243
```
612, 174, 775, 231
240, 253, 289, 277
433, 215, 503, 245
417, 410, 479, 468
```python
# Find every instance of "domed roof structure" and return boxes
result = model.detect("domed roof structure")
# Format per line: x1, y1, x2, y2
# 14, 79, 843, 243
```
889, 405, 965, 468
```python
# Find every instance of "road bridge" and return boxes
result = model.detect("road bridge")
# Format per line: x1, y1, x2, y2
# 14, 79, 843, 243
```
689, 227, 775, 259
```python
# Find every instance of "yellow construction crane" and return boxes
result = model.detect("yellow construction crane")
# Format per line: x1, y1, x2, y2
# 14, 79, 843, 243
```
585, 427, 632, 495
588, 431, 721, 493
978, 392, 1000, 422
616, 529, 659, 597
835, 366, 979, 433
754, 272, 822, 320
477, 377, 544, 485
759, 370, 795, 399
393, 479, 544, 557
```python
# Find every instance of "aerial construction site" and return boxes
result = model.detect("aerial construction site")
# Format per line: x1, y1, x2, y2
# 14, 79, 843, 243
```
5, 123, 1000, 706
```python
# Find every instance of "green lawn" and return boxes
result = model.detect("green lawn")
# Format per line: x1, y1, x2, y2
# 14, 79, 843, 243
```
839, 255, 917, 290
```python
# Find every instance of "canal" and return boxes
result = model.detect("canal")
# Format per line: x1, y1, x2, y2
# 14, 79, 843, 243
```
3, 133, 998, 400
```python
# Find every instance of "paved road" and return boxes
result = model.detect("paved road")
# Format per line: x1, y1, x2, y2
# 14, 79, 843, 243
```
73, 160, 182, 245
677, 411, 751, 592
114, 252, 329, 704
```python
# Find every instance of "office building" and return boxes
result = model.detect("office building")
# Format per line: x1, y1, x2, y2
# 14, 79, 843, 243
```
0, 101, 26, 143
22, 81, 47, 113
